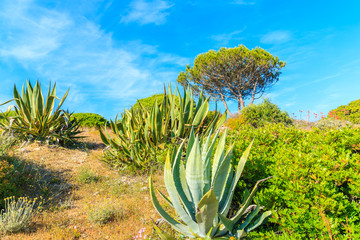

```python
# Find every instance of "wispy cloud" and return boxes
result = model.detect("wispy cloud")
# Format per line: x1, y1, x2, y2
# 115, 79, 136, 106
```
0, 0, 71, 60
0, 0, 186, 117
120, 0, 174, 25
231, 0, 255, 5
261, 30, 292, 44
211, 30, 244, 47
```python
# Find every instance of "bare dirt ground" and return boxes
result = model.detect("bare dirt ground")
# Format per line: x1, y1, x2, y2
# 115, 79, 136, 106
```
3, 128, 164, 240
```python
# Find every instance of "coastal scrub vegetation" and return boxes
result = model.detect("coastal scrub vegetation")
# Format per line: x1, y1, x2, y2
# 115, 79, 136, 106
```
0, 79, 359, 239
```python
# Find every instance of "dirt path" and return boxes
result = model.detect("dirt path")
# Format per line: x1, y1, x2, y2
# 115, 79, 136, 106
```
3, 129, 164, 240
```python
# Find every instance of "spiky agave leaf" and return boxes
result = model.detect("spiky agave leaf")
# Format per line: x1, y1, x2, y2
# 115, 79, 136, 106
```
99, 83, 226, 170
0, 80, 79, 144
150, 132, 272, 239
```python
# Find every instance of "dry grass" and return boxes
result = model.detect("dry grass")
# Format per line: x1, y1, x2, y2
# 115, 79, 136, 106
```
1, 127, 165, 240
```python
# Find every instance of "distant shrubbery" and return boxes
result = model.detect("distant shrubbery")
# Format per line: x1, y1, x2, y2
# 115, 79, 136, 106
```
241, 99, 292, 127
328, 99, 360, 124
228, 123, 360, 238
225, 99, 292, 129
72, 113, 108, 128
130, 94, 165, 112
314, 118, 352, 130
225, 114, 247, 129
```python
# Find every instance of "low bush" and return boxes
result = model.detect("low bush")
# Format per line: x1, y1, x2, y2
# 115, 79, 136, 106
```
87, 199, 123, 225
0, 160, 16, 205
228, 123, 360, 238
71, 113, 108, 128
0, 137, 22, 206
0, 196, 40, 234
314, 118, 352, 130
241, 99, 292, 127
76, 168, 101, 184
130, 94, 165, 112
225, 113, 247, 129
328, 99, 360, 124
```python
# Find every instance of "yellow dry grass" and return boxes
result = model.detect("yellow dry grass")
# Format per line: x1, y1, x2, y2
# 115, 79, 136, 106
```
1, 128, 165, 240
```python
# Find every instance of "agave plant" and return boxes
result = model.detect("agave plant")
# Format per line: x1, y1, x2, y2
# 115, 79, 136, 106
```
100, 84, 227, 169
149, 130, 272, 239
0, 80, 80, 144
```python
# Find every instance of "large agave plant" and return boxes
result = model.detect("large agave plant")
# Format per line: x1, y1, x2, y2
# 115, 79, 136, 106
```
149, 130, 272, 239
0, 80, 80, 144
100, 84, 227, 169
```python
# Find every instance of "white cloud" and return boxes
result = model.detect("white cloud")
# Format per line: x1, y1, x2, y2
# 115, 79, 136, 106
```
0, 0, 187, 117
120, 0, 174, 25
211, 30, 244, 46
0, 1, 71, 60
261, 31, 292, 44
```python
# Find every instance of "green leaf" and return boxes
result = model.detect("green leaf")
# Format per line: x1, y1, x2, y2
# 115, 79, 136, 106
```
212, 144, 234, 200
220, 139, 254, 216
164, 152, 199, 232
149, 177, 193, 237
195, 189, 219, 237
192, 99, 209, 127
211, 130, 227, 185
154, 225, 178, 240
245, 211, 272, 233
185, 136, 204, 207
172, 142, 195, 218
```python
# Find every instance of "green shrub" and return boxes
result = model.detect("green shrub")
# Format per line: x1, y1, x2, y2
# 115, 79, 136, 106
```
87, 200, 122, 225
328, 99, 360, 124
0, 196, 40, 234
228, 124, 360, 238
314, 118, 352, 130
241, 99, 292, 127
130, 94, 165, 112
71, 113, 108, 128
0, 137, 22, 205
0, 160, 16, 205
225, 114, 247, 129
77, 168, 101, 184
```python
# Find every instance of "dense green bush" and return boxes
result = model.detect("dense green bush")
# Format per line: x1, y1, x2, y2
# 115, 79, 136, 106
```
328, 99, 360, 124
225, 114, 247, 129
228, 124, 360, 238
0, 137, 21, 206
71, 113, 108, 128
0, 160, 16, 205
241, 99, 292, 127
314, 118, 352, 130
130, 94, 165, 112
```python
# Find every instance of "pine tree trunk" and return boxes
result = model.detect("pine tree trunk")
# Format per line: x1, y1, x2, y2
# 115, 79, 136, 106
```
219, 92, 233, 117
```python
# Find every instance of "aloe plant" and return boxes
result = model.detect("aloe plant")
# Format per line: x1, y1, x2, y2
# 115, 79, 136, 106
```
149, 130, 272, 239
99, 84, 227, 170
0, 80, 80, 144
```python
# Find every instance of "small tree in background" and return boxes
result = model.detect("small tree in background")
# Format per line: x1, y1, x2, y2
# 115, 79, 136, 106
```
177, 45, 286, 116
241, 99, 292, 128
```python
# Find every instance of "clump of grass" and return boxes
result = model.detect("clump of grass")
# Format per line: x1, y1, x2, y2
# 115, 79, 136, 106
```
77, 168, 101, 184
0, 196, 41, 234
87, 199, 123, 225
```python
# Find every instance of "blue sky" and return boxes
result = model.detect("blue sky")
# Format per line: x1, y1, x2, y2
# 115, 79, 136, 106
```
0, 0, 360, 121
